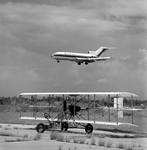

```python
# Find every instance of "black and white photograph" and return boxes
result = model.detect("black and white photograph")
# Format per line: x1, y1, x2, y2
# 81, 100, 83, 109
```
0, 0, 147, 149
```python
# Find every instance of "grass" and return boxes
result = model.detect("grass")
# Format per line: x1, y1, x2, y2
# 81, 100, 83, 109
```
125, 146, 133, 150
13, 126, 19, 130
0, 132, 15, 137
5, 134, 31, 142
79, 138, 85, 144
91, 137, 96, 145
0, 131, 27, 137
2, 129, 144, 150
96, 133, 106, 138
32, 133, 41, 141
105, 140, 113, 148
50, 131, 65, 142
4, 127, 12, 130
50, 131, 58, 140
86, 133, 92, 138
98, 138, 105, 146
4, 132, 41, 142
116, 142, 125, 149
56, 133, 65, 142
73, 137, 79, 143
58, 145, 63, 150
124, 144, 142, 150
64, 136, 71, 142
138, 144, 142, 148
23, 134, 28, 138
5, 138, 29, 142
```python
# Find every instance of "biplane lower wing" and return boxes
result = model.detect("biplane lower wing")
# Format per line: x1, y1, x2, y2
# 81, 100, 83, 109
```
20, 117, 137, 127
103, 107, 143, 111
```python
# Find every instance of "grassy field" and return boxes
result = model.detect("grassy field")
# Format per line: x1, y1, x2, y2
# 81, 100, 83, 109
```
0, 126, 146, 150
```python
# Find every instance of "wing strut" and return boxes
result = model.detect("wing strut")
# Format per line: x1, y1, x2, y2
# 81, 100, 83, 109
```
88, 95, 90, 120
131, 95, 134, 124
94, 94, 96, 123
108, 95, 111, 122
116, 94, 119, 125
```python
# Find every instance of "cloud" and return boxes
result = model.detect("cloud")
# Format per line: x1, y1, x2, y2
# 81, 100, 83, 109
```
138, 49, 147, 66
1, 1, 146, 57
25, 69, 39, 81
73, 79, 84, 85
106, 0, 147, 23
97, 78, 107, 83
0, 1, 147, 99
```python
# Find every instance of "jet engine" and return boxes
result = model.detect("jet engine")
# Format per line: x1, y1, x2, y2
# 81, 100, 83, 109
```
88, 51, 96, 54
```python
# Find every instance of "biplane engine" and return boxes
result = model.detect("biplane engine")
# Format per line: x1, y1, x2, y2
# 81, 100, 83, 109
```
68, 105, 81, 116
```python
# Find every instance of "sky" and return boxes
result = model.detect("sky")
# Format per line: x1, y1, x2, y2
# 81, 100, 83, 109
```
0, 0, 147, 99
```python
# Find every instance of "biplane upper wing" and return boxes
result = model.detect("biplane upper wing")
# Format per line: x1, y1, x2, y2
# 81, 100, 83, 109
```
20, 92, 138, 98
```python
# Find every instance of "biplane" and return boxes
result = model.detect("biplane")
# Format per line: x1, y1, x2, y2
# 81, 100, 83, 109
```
19, 92, 139, 134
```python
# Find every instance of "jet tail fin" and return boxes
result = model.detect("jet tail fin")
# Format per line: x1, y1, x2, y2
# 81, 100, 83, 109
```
96, 47, 115, 57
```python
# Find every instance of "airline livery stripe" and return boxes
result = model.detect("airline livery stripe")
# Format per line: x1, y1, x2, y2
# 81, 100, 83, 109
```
54, 54, 92, 58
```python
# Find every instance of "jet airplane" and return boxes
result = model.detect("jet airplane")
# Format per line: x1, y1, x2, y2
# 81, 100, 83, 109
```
51, 47, 115, 65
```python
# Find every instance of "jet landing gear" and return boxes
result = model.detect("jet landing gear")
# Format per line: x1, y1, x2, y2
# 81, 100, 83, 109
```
57, 60, 60, 63
85, 123, 93, 134
77, 62, 89, 65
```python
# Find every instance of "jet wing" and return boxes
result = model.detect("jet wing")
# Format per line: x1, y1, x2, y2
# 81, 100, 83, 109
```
76, 57, 111, 63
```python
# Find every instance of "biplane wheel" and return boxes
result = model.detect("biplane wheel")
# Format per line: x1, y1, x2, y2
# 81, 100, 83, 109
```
85, 123, 93, 134
61, 122, 68, 131
36, 123, 45, 133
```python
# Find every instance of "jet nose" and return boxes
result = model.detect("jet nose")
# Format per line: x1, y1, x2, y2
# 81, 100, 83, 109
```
51, 53, 56, 58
